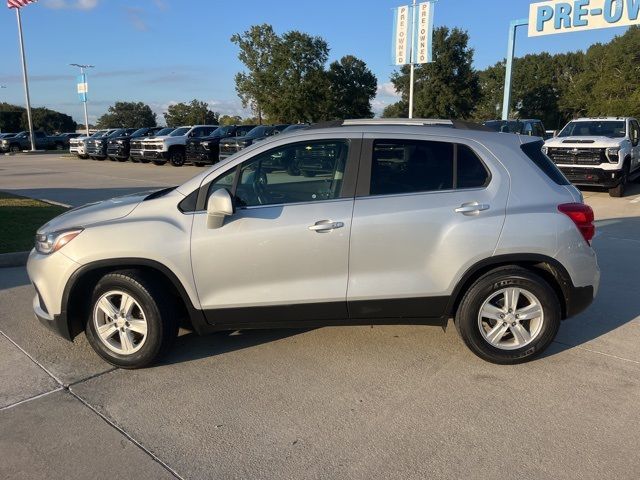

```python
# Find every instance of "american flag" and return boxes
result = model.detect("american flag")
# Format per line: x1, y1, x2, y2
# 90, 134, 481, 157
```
7, 0, 37, 8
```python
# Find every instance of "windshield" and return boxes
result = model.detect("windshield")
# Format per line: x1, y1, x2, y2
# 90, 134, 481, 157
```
91, 130, 107, 138
108, 129, 126, 137
170, 127, 190, 137
245, 126, 269, 137
210, 126, 229, 137
131, 128, 149, 138
282, 124, 308, 133
558, 121, 626, 138
155, 128, 173, 136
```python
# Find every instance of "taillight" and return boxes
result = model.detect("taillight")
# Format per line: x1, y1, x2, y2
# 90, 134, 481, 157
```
558, 203, 595, 243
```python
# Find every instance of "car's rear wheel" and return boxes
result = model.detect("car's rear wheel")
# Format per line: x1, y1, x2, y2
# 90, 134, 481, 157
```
455, 267, 560, 364
85, 271, 178, 368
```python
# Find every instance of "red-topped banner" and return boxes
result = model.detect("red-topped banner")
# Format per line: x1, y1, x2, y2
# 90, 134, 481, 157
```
7, 0, 37, 8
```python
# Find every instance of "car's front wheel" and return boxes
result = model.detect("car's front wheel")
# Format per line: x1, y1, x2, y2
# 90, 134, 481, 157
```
85, 270, 178, 368
169, 149, 185, 167
455, 267, 560, 364
609, 163, 629, 197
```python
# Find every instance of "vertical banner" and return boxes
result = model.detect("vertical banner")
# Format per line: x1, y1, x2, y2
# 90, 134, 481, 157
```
392, 5, 411, 65
77, 73, 88, 102
415, 1, 434, 63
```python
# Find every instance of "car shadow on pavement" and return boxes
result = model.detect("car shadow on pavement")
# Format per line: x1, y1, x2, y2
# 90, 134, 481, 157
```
543, 215, 640, 358
160, 328, 315, 366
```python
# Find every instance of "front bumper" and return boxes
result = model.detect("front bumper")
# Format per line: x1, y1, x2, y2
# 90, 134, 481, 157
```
87, 146, 107, 158
142, 150, 169, 160
107, 145, 129, 159
558, 166, 624, 188
186, 149, 215, 163
27, 249, 81, 341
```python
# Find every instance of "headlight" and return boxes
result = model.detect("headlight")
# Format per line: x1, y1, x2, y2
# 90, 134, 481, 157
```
35, 228, 83, 255
202, 143, 210, 150
116, 140, 124, 144
606, 147, 620, 163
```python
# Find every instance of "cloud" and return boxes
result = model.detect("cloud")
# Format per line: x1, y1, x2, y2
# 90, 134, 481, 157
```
376, 82, 399, 97
153, 0, 168, 11
44, 0, 99, 10
125, 7, 148, 32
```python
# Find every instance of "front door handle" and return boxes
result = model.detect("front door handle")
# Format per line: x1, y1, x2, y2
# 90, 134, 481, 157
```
308, 220, 345, 232
455, 202, 490, 216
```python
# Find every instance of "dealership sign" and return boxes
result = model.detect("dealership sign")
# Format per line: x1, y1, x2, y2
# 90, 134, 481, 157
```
392, 2, 435, 65
529, 0, 640, 36
77, 74, 88, 103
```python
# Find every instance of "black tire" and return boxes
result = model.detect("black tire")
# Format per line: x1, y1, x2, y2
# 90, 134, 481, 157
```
78, 154, 89, 159
84, 270, 178, 369
455, 267, 561, 365
55, 142, 64, 151
117, 157, 128, 162
286, 162, 301, 176
152, 160, 166, 166
609, 163, 629, 197
169, 148, 185, 167
194, 162, 205, 167
9, 144, 21, 153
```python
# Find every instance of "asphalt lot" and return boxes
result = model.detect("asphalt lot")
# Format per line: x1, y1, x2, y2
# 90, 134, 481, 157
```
1, 153, 640, 480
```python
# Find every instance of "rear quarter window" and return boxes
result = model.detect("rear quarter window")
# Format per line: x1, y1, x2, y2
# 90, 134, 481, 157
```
521, 141, 570, 186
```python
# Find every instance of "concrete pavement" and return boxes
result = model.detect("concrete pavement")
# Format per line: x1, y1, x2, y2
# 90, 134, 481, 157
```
1, 154, 639, 479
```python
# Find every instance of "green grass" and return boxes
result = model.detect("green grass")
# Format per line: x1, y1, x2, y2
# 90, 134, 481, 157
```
0, 192, 68, 254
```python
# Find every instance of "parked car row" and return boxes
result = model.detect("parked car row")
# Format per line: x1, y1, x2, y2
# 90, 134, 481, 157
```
484, 116, 640, 197
69, 124, 309, 167
0, 131, 81, 153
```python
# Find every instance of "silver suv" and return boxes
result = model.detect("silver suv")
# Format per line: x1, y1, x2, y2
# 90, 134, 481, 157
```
27, 119, 600, 368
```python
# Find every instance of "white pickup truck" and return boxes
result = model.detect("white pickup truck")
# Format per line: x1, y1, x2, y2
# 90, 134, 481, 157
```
543, 117, 640, 197
140, 125, 218, 167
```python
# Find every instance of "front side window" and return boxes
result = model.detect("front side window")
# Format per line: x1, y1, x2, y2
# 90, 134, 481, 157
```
210, 140, 349, 208
369, 140, 488, 196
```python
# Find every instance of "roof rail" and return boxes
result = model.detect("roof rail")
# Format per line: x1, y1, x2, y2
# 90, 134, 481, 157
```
342, 118, 454, 127
307, 118, 491, 132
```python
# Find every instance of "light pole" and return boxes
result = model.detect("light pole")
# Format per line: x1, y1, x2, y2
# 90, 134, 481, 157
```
70, 63, 94, 136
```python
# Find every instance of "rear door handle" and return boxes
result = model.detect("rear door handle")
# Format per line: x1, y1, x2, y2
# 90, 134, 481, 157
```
455, 202, 490, 216
308, 220, 344, 232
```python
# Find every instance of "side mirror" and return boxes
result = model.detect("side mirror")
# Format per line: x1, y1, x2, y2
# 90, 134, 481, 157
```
206, 188, 234, 229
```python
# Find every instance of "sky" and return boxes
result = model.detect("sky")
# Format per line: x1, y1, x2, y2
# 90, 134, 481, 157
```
0, 0, 631, 125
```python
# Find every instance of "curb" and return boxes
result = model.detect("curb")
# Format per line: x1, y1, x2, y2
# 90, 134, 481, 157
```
0, 251, 29, 268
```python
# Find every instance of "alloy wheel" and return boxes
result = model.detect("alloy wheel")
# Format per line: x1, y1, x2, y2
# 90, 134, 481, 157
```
93, 290, 148, 355
477, 287, 544, 351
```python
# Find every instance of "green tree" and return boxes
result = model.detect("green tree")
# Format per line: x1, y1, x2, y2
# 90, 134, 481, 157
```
96, 101, 157, 129
218, 115, 243, 126
0, 103, 25, 132
231, 24, 280, 124
232, 24, 330, 123
27, 108, 77, 133
163, 99, 219, 127
384, 27, 480, 119
325, 55, 377, 120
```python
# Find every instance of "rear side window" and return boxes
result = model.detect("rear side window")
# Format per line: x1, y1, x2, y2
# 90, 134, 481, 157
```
521, 141, 570, 186
370, 140, 488, 196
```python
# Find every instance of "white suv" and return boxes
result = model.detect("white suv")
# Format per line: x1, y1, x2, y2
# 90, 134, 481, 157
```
27, 119, 600, 368
140, 125, 218, 167
544, 117, 640, 197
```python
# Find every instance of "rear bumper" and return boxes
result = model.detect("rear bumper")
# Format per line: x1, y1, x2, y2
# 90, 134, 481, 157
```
558, 166, 623, 188
565, 285, 595, 318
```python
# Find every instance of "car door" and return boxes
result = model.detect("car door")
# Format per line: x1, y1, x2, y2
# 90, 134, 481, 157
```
347, 134, 509, 320
190, 134, 361, 327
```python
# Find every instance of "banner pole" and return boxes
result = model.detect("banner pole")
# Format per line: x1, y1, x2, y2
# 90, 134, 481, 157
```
408, 0, 417, 119
16, 8, 36, 151
81, 68, 90, 136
